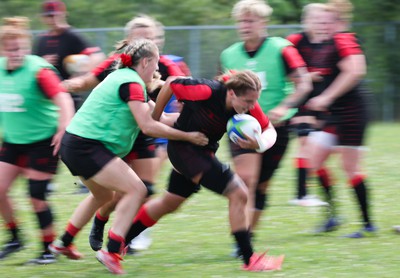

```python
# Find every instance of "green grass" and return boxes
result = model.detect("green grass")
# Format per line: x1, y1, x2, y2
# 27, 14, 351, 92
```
1, 123, 400, 277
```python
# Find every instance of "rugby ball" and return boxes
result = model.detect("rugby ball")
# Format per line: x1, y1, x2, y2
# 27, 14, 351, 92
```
227, 114, 262, 144
63, 54, 90, 75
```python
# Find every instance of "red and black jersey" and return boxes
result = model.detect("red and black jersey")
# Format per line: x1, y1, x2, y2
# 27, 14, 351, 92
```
170, 78, 269, 152
92, 54, 184, 102
158, 55, 184, 80
34, 28, 101, 80
92, 54, 184, 83
92, 53, 120, 83
286, 31, 366, 109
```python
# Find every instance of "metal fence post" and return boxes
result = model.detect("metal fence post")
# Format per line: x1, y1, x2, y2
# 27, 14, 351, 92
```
188, 28, 201, 77
383, 22, 397, 122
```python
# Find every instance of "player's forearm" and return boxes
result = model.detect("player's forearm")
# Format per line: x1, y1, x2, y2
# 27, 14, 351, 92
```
152, 77, 177, 120
53, 92, 74, 131
320, 55, 366, 102
282, 67, 312, 108
63, 73, 99, 93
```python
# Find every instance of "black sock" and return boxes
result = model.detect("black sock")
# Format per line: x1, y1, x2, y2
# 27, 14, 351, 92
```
107, 230, 124, 254
317, 168, 336, 217
10, 228, 19, 241
233, 230, 253, 265
125, 222, 148, 244
94, 214, 108, 228
352, 177, 370, 226
61, 232, 74, 247
297, 167, 307, 199
43, 241, 51, 252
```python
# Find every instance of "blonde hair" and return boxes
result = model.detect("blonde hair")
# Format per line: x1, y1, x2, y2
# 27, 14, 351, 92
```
217, 70, 261, 96
232, 0, 273, 20
124, 14, 157, 38
115, 15, 157, 52
327, 0, 354, 22
302, 3, 331, 23
154, 20, 165, 51
0, 16, 31, 44
116, 38, 158, 69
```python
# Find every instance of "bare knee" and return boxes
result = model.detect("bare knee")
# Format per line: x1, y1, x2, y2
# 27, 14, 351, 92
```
0, 183, 12, 198
225, 175, 248, 205
119, 181, 147, 202
236, 171, 258, 190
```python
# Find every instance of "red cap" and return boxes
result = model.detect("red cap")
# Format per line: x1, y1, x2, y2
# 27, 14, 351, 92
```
41, 1, 66, 15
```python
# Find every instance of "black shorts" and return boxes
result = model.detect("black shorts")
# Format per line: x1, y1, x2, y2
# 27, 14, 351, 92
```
167, 141, 233, 196
331, 101, 368, 146
0, 137, 59, 174
258, 125, 290, 183
229, 124, 290, 184
124, 132, 156, 163
60, 132, 116, 179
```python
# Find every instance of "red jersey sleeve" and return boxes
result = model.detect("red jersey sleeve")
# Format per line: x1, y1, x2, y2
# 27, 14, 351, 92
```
176, 61, 191, 76
334, 32, 364, 58
37, 68, 65, 98
159, 55, 184, 76
119, 82, 146, 102
170, 79, 212, 101
249, 102, 270, 131
80, 46, 102, 55
92, 53, 120, 81
286, 33, 303, 47
282, 45, 307, 72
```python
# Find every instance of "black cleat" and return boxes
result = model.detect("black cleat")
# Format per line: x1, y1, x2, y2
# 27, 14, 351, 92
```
0, 239, 24, 260
89, 220, 104, 251
26, 251, 56, 265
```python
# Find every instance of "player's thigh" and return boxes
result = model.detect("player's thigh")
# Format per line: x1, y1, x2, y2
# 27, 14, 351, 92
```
91, 157, 146, 196
0, 162, 20, 193
232, 153, 261, 185
129, 157, 158, 182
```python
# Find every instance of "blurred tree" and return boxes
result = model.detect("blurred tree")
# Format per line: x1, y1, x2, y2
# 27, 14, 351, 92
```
0, 0, 398, 120
0, 0, 398, 28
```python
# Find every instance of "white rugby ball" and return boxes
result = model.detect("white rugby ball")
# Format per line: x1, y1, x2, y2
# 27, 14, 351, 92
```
63, 54, 90, 75
227, 114, 261, 144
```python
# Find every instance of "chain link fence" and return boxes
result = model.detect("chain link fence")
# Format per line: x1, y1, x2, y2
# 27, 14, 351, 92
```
33, 22, 400, 122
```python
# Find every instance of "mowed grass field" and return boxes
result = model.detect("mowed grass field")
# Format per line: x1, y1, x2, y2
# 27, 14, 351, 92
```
0, 123, 399, 278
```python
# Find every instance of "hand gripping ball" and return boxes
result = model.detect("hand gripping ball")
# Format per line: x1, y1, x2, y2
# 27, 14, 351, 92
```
227, 114, 261, 144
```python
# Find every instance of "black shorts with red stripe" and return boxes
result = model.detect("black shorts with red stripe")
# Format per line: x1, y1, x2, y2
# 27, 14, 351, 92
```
0, 137, 59, 174
229, 124, 290, 183
331, 99, 369, 146
123, 131, 156, 163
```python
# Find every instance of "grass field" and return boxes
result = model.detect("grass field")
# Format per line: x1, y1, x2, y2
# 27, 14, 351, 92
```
0, 123, 399, 277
